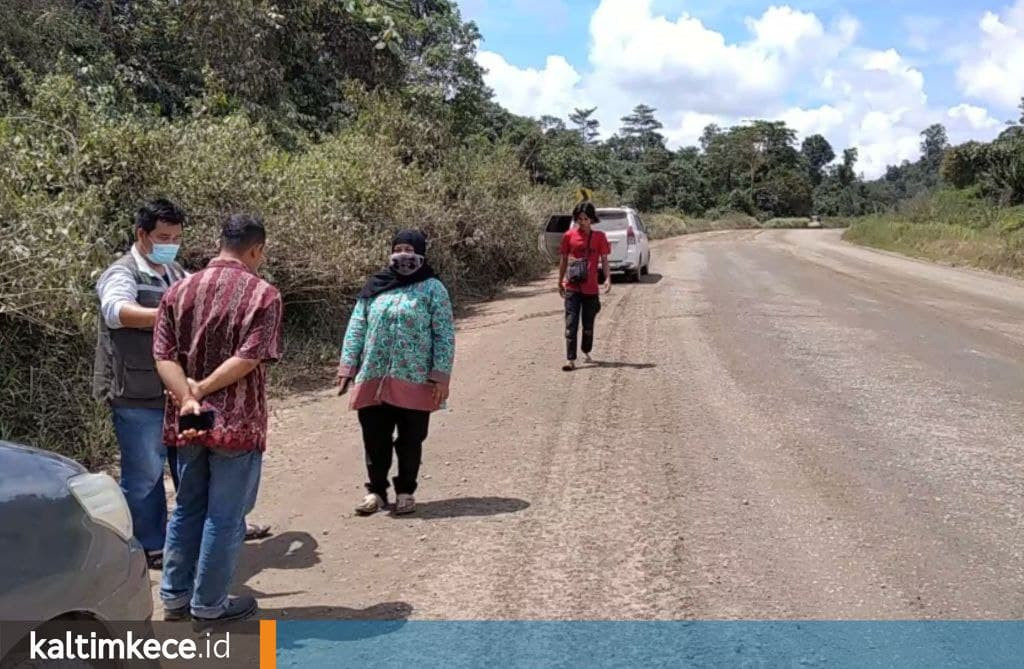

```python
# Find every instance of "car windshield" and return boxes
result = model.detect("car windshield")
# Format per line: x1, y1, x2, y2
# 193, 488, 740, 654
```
593, 211, 629, 232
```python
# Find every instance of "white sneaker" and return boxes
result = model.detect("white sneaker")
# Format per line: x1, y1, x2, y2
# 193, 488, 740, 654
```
562, 360, 576, 371
355, 493, 384, 516
583, 353, 593, 364
393, 494, 416, 515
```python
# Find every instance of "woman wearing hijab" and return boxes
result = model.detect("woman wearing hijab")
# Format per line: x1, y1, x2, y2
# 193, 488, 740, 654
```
338, 230, 456, 516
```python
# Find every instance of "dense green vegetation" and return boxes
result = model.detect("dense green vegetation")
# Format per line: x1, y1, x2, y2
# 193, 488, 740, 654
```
845, 103, 1024, 273
1, 1, 1022, 461
0, 0, 557, 461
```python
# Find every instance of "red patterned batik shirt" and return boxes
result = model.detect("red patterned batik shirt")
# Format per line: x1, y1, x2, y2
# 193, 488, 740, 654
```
153, 258, 283, 451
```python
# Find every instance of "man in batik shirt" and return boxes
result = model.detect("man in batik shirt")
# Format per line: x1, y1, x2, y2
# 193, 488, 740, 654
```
154, 214, 282, 628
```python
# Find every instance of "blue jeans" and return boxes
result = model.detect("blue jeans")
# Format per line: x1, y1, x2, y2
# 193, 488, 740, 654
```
160, 445, 262, 619
111, 407, 178, 552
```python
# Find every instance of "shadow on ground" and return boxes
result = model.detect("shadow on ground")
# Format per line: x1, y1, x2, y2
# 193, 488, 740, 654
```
392, 496, 530, 521
585, 360, 657, 370
267, 600, 414, 625
233, 531, 415, 629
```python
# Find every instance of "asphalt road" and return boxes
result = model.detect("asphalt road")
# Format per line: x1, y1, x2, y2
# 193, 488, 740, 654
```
173, 229, 1024, 620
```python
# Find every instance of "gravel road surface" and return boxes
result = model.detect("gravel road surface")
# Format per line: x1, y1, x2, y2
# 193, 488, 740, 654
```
156, 229, 1024, 621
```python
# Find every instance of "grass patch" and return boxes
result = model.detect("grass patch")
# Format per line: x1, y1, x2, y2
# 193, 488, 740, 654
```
646, 212, 855, 240
844, 210, 1024, 277
645, 212, 761, 240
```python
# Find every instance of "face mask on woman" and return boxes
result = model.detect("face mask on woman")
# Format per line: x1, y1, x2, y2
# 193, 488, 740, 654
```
390, 252, 425, 276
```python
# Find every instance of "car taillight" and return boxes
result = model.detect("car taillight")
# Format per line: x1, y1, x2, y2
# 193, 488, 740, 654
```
627, 226, 637, 247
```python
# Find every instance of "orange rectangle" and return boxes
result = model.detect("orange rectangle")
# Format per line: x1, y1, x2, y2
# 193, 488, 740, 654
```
260, 619, 277, 669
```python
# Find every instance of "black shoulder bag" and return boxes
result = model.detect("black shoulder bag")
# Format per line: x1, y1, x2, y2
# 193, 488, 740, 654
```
566, 231, 605, 285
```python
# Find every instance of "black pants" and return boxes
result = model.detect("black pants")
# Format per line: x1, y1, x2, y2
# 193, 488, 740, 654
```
168, 447, 180, 492
357, 403, 430, 499
565, 291, 601, 361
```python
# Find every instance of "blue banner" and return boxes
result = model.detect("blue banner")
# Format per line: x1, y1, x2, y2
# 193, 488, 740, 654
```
276, 621, 1024, 668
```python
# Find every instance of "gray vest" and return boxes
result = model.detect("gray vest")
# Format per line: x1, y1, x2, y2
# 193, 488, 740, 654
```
93, 251, 186, 409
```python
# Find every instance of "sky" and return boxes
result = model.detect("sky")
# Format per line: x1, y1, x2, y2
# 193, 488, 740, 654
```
456, 0, 1024, 177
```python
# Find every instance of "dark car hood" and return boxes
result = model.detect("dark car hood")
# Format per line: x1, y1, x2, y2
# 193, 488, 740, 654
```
0, 441, 86, 474
0, 441, 87, 502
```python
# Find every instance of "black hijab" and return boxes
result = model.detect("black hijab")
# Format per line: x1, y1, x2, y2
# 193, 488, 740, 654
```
358, 229, 438, 299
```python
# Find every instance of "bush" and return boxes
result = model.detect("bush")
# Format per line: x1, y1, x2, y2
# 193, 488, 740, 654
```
716, 212, 760, 229
844, 199, 1024, 277
0, 75, 554, 464
901, 187, 996, 229
645, 213, 687, 239
762, 217, 811, 229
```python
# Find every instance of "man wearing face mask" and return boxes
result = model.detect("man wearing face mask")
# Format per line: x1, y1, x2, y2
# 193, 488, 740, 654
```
94, 198, 188, 569
153, 213, 282, 627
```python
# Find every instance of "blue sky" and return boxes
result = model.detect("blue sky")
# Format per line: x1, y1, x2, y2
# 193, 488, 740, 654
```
456, 0, 1023, 176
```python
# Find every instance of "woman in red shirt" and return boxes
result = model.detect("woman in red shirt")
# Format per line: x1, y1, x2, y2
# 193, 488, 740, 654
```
558, 201, 612, 371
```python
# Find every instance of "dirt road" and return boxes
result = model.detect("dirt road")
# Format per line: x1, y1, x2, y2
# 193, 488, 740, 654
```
193, 229, 1024, 620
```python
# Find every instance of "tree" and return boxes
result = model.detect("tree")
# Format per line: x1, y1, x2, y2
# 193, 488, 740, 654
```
666, 148, 710, 214
920, 123, 950, 170
539, 115, 565, 133
940, 141, 987, 189
699, 124, 722, 152
985, 138, 1024, 205
569, 107, 600, 144
801, 134, 835, 186
620, 104, 665, 158
837, 147, 858, 186
754, 168, 813, 217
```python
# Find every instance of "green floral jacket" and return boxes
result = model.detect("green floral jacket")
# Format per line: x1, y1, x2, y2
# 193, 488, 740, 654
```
339, 278, 455, 411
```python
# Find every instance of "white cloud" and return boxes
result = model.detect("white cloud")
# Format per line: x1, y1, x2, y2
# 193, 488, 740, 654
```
781, 105, 845, 139
666, 112, 724, 146
746, 5, 825, 52
475, 1, 1009, 178
956, 1, 1024, 109
584, 0, 855, 117
904, 15, 944, 53
476, 52, 581, 119
947, 103, 1002, 130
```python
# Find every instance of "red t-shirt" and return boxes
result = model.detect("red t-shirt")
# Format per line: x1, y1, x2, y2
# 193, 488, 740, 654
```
560, 228, 611, 295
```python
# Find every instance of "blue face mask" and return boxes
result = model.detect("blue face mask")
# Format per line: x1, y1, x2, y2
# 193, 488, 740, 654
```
146, 243, 180, 265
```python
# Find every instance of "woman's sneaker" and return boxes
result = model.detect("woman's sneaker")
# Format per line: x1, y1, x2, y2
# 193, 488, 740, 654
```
393, 494, 416, 515
562, 360, 576, 371
355, 493, 385, 516
583, 353, 593, 364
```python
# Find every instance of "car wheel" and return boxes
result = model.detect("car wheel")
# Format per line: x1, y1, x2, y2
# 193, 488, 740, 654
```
629, 269, 641, 283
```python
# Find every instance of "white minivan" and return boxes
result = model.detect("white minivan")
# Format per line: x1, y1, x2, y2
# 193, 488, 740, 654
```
539, 207, 652, 282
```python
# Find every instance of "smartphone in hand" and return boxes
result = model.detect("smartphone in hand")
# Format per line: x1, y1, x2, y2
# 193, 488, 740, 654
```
178, 410, 215, 433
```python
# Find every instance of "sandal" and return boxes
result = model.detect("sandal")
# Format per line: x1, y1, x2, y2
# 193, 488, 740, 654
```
244, 522, 272, 541
146, 550, 164, 570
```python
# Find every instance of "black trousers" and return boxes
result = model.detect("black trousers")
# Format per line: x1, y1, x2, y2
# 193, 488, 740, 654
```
357, 403, 431, 498
168, 446, 179, 492
565, 291, 601, 361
